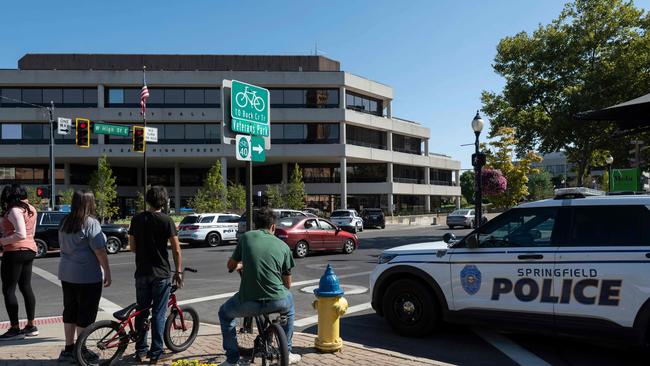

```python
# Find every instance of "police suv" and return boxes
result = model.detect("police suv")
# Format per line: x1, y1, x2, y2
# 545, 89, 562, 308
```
370, 188, 650, 345
178, 213, 240, 247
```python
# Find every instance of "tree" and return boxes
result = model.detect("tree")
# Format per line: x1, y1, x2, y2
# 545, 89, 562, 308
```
90, 156, 119, 222
484, 128, 542, 209
527, 170, 555, 201
266, 185, 285, 209
602, 170, 610, 192
227, 183, 246, 213
460, 171, 475, 204
58, 188, 74, 206
285, 164, 305, 210
189, 161, 227, 213
481, 0, 650, 186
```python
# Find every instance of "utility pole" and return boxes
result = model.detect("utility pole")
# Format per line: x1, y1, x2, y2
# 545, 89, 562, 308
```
47, 101, 56, 210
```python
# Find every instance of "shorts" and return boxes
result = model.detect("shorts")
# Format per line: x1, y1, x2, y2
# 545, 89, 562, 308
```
61, 281, 102, 327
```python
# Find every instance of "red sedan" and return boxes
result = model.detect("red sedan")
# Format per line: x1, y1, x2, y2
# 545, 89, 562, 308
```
274, 217, 359, 258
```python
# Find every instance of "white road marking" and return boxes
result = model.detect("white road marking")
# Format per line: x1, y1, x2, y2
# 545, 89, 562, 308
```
473, 327, 552, 366
294, 302, 373, 327
32, 266, 122, 313
177, 271, 372, 306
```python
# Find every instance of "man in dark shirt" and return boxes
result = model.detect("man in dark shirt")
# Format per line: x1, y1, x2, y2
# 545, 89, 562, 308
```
218, 208, 301, 366
129, 186, 182, 364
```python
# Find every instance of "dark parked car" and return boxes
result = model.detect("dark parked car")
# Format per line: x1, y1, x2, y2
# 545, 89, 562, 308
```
34, 211, 129, 258
274, 217, 359, 258
362, 208, 385, 229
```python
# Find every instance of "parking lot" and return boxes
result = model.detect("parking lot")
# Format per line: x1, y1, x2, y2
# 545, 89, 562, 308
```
1, 224, 645, 366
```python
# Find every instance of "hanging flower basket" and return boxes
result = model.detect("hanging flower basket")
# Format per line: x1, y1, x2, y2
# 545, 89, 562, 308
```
482, 168, 507, 195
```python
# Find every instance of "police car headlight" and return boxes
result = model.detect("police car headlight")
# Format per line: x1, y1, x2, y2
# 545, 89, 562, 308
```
378, 253, 397, 264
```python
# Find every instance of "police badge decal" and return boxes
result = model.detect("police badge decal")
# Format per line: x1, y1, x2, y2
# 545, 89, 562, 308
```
460, 265, 482, 295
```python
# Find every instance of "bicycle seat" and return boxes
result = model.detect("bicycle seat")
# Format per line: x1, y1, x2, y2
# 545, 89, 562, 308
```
113, 303, 138, 321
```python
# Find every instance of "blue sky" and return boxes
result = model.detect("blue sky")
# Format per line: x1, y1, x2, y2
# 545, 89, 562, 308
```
2, 0, 648, 169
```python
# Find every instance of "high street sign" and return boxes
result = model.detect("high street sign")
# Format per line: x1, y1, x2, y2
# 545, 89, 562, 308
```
231, 80, 270, 137
94, 122, 130, 137
236, 134, 266, 162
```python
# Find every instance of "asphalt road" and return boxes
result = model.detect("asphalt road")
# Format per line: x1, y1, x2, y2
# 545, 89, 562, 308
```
1, 224, 644, 366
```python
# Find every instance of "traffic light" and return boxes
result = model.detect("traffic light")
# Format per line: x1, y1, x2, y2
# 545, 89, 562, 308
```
75, 118, 91, 148
133, 126, 146, 153
36, 186, 50, 199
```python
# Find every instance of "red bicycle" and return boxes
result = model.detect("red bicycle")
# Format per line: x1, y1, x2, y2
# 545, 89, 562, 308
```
75, 268, 200, 366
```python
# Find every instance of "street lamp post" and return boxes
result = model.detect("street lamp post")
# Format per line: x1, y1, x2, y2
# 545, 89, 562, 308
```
471, 111, 485, 229
606, 155, 614, 192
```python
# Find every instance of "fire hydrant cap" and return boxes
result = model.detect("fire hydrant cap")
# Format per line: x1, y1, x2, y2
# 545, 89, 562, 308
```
314, 264, 344, 297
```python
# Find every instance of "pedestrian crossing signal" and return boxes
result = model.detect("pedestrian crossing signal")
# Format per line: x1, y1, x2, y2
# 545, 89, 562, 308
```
36, 186, 50, 198
75, 118, 91, 148
133, 126, 145, 153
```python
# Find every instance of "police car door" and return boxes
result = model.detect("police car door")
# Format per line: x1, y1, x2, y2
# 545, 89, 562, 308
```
553, 203, 650, 333
449, 207, 559, 321
217, 215, 238, 240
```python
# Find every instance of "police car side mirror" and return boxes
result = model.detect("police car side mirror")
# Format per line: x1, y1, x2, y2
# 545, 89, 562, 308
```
466, 233, 479, 249
443, 233, 456, 244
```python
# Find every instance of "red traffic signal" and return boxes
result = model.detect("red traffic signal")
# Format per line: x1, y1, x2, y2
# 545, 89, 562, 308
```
76, 118, 91, 148
36, 187, 49, 198
133, 126, 146, 153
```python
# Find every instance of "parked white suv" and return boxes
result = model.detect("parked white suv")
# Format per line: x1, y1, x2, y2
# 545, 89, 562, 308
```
330, 209, 364, 233
178, 213, 240, 247
370, 188, 650, 345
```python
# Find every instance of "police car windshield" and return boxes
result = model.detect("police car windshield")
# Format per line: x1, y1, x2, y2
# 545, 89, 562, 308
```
180, 216, 199, 225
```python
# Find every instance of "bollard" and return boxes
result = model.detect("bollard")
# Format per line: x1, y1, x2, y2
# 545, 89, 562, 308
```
312, 264, 348, 353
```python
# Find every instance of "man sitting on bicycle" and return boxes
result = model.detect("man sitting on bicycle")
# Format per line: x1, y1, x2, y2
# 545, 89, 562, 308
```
218, 208, 301, 365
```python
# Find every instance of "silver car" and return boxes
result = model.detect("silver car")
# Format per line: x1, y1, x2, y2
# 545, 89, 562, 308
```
446, 209, 486, 229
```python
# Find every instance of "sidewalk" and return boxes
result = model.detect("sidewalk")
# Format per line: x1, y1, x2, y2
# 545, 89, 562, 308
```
0, 314, 453, 366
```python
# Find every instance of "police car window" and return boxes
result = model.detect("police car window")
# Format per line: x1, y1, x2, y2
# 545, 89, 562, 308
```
216, 216, 232, 223
568, 205, 648, 247
200, 216, 215, 223
50, 213, 66, 225
477, 207, 558, 248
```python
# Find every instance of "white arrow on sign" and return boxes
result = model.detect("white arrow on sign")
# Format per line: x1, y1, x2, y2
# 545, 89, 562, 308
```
253, 144, 264, 154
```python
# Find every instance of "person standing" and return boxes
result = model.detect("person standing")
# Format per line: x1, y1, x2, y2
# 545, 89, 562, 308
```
129, 186, 183, 364
0, 184, 38, 341
56, 190, 111, 362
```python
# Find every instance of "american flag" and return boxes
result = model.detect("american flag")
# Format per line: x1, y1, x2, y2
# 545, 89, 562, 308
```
140, 72, 149, 116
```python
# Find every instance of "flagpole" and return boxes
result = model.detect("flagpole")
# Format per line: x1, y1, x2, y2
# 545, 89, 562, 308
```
142, 65, 148, 211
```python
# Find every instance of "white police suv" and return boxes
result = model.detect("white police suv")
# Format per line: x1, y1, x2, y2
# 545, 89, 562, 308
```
370, 188, 650, 345
178, 213, 240, 247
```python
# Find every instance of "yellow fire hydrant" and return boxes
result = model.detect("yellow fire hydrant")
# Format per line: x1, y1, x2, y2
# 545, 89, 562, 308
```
312, 264, 348, 352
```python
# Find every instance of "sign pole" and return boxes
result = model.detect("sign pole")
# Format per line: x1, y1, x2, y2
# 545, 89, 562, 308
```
246, 161, 253, 231
48, 101, 56, 210
142, 66, 148, 211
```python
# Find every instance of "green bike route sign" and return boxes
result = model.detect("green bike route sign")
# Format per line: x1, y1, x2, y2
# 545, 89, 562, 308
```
93, 123, 130, 137
231, 80, 270, 137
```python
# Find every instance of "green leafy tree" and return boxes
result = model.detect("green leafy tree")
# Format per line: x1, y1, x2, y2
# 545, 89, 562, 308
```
227, 183, 246, 213
481, 0, 650, 186
527, 170, 555, 201
484, 128, 542, 209
58, 188, 74, 206
189, 161, 227, 213
135, 184, 152, 213
602, 170, 610, 192
460, 170, 475, 204
266, 185, 285, 209
285, 164, 305, 210
90, 156, 119, 222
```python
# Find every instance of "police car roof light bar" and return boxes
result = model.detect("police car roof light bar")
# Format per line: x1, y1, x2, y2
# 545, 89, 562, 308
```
553, 187, 605, 199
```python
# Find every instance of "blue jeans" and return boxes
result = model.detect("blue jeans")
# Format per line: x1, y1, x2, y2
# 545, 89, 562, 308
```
218, 291, 295, 363
135, 276, 171, 359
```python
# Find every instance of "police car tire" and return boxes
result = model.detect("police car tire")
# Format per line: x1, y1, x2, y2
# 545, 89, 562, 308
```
205, 232, 221, 247
34, 239, 48, 258
383, 279, 438, 337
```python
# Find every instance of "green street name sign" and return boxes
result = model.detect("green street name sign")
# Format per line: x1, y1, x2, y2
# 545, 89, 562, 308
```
611, 168, 640, 192
231, 80, 270, 137
94, 123, 130, 137
250, 136, 266, 162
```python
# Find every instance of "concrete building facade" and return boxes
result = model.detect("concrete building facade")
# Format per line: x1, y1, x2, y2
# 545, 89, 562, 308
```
0, 54, 461, 216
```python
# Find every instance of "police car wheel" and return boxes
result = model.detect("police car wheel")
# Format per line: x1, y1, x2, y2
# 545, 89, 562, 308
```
206, 232, 222, 247
34, 239, 48, 258
383, 279, 437, 337
105, 237, 121, 254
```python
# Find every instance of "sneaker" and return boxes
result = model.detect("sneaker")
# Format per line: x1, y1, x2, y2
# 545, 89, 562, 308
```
21, 325, 39, 337
134, 352, 148, 363
81, 347, 100, 363
57, 350, 76, 363
289, 352, 302, 364
0, 328, 25, 341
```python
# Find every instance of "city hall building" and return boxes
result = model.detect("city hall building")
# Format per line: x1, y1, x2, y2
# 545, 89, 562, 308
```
0, 54, 461, 216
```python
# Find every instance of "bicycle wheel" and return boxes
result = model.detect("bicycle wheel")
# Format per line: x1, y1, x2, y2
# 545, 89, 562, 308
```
262, 323, 289, 366
75, 320, 129, 366
235, 92, 248, 108
164, 306, 200, 352
236, 317, 258, 357
253, 96, 266, 112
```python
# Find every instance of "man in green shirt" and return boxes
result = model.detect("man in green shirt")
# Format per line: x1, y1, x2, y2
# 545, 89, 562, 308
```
218, 208, 300, 365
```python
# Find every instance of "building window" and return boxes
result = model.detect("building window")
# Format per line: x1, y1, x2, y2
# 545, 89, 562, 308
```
148, 168, 174, 186
0, 165, 62, 184
394, 195, 427, 214
301, 164, 340, 183
345, 91, 383, 116
269, 88, 338, 108
1, 124, 22, 140
104, 123, 221, 145
346, 125, 387, 149
0, 88, 97, 108
430, 169, 453, 186
105, 88, 220, 108
394, 164, 425, 184
113, 167, 138, 186
271, 123, 339, 144
347, 194, 388, 212
253, 164, 283, 185
348, 163, 387, 183
181, 168, 209, 186
393, 134, 422, 155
